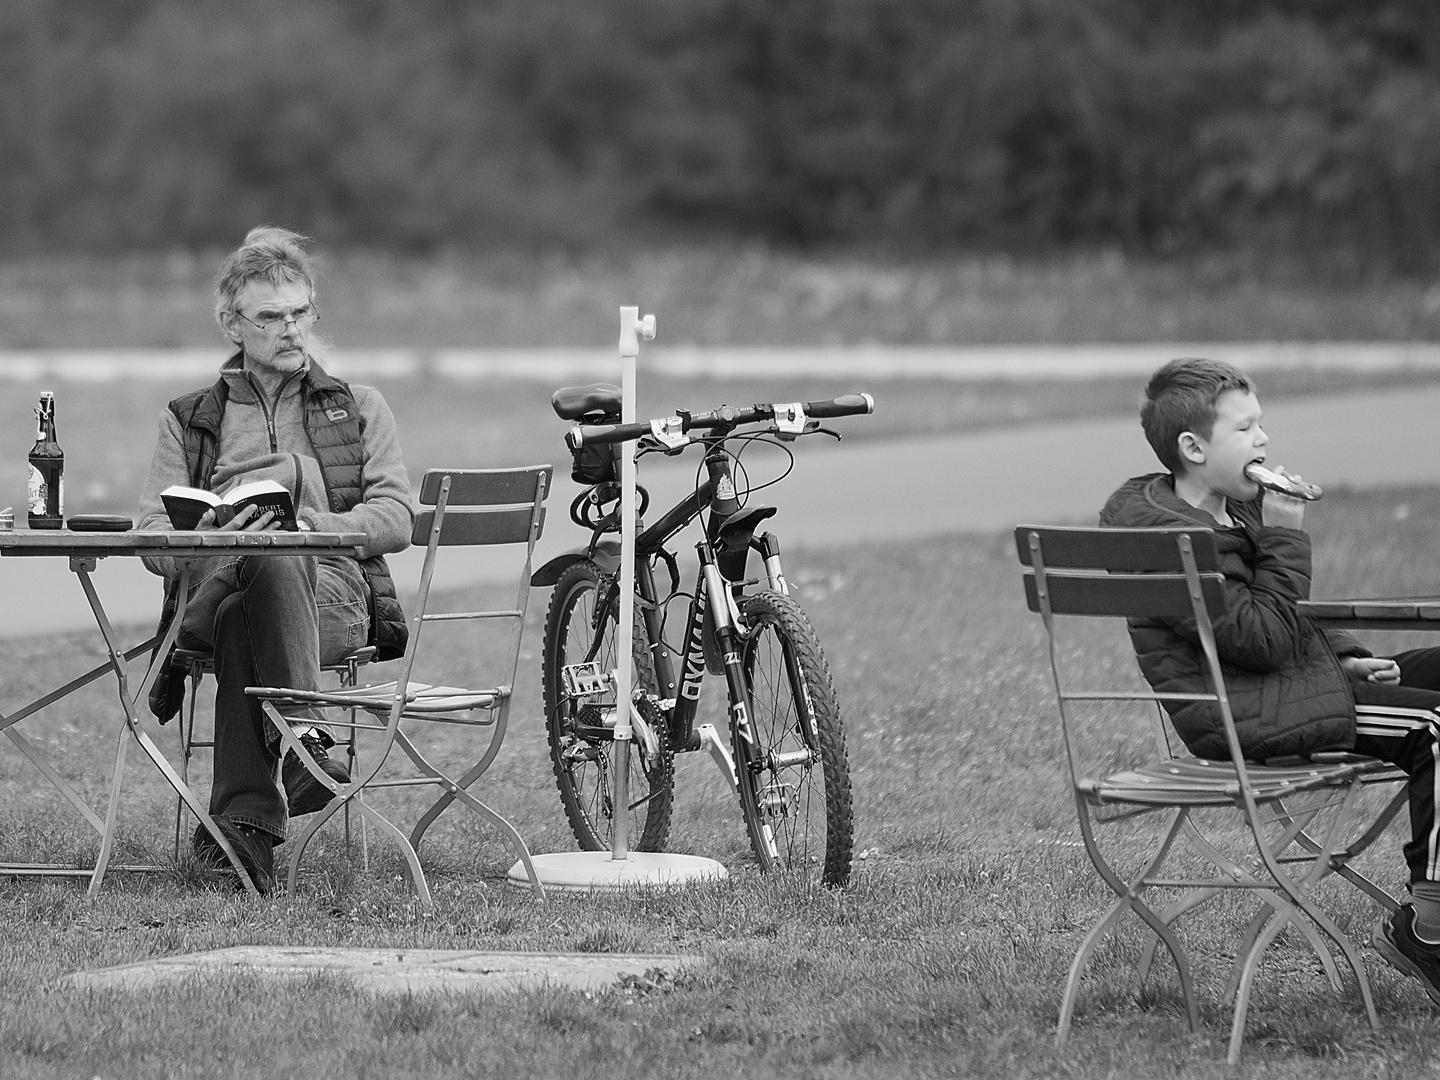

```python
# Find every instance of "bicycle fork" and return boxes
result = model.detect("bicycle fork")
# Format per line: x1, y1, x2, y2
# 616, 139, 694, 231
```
657, 534, 802, 794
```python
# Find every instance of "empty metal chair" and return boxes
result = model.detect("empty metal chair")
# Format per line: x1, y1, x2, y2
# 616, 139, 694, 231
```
247, 466, 552, 911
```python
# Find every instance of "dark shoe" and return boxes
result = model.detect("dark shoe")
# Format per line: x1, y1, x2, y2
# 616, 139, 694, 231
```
282, 734, 351, 816
191, 818, 275, 895
1374, 904, 1440, 1006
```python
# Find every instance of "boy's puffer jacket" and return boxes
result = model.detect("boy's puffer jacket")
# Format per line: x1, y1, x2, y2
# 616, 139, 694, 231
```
1098, 473, 1366, 761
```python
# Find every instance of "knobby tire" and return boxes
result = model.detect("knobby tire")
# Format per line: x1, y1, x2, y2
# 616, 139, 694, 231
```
541, 559, 674, 852
733, 590, 853, 887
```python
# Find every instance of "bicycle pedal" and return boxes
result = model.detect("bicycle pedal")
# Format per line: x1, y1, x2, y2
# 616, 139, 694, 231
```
561, 661, 609, 699
560, 738, 601, 764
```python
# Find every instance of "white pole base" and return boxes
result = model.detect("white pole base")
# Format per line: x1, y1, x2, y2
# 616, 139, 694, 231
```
507, 851, 728, 892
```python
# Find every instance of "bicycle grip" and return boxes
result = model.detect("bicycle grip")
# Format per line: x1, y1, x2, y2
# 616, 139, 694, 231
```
567, 420, 653, 450
803, 393, 874, 419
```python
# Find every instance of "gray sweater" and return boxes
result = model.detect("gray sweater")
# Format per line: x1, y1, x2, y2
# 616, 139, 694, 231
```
138, 354, 414, 580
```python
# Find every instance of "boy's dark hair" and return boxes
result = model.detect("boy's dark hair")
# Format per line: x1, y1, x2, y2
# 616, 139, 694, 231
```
1140, 357, 1254, 474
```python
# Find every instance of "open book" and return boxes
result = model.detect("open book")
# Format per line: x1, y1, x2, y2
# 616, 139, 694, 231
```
160, 479, 298, 531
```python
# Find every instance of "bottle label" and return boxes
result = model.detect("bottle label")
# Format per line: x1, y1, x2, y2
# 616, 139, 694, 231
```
27, 464, 45, 516
27, 464, 62, 518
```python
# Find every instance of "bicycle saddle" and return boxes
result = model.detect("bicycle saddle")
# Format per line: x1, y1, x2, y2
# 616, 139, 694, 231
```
552, 383, 623, 421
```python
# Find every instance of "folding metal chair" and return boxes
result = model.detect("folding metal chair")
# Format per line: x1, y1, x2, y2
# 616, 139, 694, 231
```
1016, 524, 1396, 1064
247, 466, 552, 911
170, 644, 376, 861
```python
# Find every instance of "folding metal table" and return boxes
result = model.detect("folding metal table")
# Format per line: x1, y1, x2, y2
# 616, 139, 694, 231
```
0, 528, 364, 896
1298, 596, 1440, 912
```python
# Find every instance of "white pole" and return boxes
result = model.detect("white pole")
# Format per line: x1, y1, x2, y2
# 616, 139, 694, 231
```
506, 304, 726, 892
612, 307, 654, 861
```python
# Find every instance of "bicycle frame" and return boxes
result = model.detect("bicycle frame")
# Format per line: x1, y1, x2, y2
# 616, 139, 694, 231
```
539, 384, 867, 881
539, 440, 795, 757
619, 443, 794, 754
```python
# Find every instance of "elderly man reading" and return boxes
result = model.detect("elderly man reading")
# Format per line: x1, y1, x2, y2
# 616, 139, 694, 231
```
138, 226, 415, 893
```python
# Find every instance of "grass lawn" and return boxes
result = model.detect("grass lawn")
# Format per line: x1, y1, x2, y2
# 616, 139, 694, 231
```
3, 245, 1440, 1076
3, 483, 1440, 1077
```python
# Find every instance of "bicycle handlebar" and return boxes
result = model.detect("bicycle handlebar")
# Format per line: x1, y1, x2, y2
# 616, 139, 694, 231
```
566, 392, 874, 449
800, 394, 874, 419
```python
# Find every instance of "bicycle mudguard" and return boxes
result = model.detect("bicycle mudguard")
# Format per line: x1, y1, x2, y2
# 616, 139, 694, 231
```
711, 505, 777, 581
530, 539, 622, 587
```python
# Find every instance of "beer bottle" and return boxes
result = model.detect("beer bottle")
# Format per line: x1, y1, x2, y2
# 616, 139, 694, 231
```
27, 391, 63, 529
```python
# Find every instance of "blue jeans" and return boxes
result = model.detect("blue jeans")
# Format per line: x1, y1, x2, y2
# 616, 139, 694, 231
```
180, 554, 370, 840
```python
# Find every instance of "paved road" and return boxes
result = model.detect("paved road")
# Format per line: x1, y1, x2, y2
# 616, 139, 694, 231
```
3, 384, 1436, 638
4, 341, 1440, 383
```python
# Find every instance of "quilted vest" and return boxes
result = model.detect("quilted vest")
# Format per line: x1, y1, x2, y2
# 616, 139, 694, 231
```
167, 363, 408, 660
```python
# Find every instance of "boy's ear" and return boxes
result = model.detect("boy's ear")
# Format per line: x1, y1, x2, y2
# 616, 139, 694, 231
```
1177, 430, 1206, 467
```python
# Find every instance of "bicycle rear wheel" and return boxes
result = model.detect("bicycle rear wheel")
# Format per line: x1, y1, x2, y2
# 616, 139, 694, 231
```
541, 559, 674, 852
734, 590, 853, 887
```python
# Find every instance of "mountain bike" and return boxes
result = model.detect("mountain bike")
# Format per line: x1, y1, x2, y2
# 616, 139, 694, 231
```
531, 384, 873, 887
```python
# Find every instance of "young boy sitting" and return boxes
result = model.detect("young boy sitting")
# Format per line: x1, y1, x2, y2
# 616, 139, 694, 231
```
1099, 355, 1440, 1005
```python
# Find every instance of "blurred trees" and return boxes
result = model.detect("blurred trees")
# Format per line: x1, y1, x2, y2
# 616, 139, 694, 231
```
3, 0, 1440, 270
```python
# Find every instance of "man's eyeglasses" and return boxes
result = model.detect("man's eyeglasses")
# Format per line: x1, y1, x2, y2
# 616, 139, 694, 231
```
235, 304, 320, 334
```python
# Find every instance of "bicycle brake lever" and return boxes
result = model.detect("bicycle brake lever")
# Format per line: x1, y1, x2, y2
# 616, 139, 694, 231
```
638, 437, 688, 459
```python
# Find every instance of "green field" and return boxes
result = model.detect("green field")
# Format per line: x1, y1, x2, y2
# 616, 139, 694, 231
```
4, 475, 1440, 1076
4, 249, 1440, 1077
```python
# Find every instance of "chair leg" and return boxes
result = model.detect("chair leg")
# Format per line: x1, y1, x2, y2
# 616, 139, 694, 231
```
1286, 784, 1407, 914
389, 725, 546, 903
172, 690, 188, 859
1225, 803, 1345, 1001
1267, 793, 1383, 1034
287, 783, 435, 915
266, 701, 435, 913
407, 720, 504, 851
1063, 806, 1199, 1044
172, 663, 204, 859
336, 655, 370, 870
440, 782, 547, 904
346, 721, 370, 870
1227, 909, 1293, 1064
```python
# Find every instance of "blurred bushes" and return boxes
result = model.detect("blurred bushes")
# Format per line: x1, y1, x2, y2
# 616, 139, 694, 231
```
3, 0, 1440, 270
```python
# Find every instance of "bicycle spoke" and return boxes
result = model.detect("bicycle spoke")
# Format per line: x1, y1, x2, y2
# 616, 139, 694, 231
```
541, 560, 674, 852
736, 591, 853, 887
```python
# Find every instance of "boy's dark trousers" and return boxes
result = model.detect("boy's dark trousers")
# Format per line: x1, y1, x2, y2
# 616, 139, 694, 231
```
1351, 647, 1440, 885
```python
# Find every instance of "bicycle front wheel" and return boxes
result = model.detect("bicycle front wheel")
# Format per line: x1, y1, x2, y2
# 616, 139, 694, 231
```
734, 590, 853, 887
541, 559, 674, 852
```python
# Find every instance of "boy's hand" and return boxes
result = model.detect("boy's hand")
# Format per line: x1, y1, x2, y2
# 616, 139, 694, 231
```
1260, 465, 1307, 529
1339, 656, 1402, 684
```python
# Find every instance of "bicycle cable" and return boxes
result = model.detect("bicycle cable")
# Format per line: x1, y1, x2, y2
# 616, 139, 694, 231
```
729, 430, 796, 497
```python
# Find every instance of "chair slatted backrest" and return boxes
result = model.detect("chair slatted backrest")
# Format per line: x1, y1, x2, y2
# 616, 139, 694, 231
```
412, 469, 550, 548
1016, 525, 1227, 619
396, 466, 552, 703
1016, 525, 1235, 780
